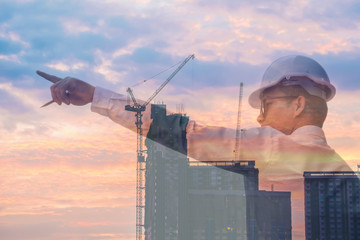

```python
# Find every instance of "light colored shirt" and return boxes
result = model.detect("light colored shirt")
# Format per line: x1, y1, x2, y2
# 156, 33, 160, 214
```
242, 125, 350, 177
90, 86, 355, 239
91, 86, 350, 173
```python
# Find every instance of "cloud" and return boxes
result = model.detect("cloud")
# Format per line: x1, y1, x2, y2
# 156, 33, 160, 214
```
1, 1, 360, 239
196, 0, 288, 11
0, 38, 23, 54
62, 19, 98, 35
0, 82, 54, 133
2, 0, 359, 94
310, 51, 360, 91
302, 0, 360, 30
0, 89, 32, 114
46, 61, 89, 72
0, 207, 135, 240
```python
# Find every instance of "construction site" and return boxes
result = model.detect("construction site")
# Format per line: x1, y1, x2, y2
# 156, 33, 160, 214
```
122, 54, 360, 240
143, 103, 292, 240
124, 55, 292, 240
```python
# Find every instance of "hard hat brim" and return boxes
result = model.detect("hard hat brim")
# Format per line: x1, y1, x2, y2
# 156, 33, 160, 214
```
248, 74, 336, 109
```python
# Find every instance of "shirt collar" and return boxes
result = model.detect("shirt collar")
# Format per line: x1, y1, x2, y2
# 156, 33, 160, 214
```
289, 125, 327, 146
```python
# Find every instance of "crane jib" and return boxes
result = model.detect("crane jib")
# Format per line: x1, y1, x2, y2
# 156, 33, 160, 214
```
126, 54, 195, 109
124, 53, 195, 240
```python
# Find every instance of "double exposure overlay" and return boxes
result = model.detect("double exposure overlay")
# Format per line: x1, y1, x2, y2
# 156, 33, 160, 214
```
1, 1, 360, 240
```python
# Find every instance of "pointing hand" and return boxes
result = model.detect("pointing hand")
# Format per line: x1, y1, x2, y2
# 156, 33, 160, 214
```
37, 70, 95, 106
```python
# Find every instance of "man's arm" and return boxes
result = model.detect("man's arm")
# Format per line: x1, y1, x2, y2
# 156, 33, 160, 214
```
37, 71, 353, 171
37, 71, 236, 161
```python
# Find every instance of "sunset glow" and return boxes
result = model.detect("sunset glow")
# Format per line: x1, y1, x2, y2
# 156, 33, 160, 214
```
1, 0, 360, 239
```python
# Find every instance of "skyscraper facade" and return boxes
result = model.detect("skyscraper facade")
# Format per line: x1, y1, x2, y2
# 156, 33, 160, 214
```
304, 171, 360, 240
144, 104, 189, 240
144, 104, 292, 240
188, 161, 292, 240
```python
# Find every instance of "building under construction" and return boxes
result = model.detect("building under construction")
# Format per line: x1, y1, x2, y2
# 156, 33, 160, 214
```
144, 104, 292, 240
188, 161, 291, 240
144, 104, 189, 240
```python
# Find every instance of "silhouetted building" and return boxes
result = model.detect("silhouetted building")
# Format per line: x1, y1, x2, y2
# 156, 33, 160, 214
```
188, 161, 291, 240
144, 104, 189, 240
248, 190, 292, 240
304, 171, 360, 240
144, 104, 292, 240
188, 161, 256, 240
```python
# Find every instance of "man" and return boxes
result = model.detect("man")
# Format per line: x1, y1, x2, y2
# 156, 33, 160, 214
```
37, 55, 355, 239
37, 55, 338, 155
238, 55, 347, 171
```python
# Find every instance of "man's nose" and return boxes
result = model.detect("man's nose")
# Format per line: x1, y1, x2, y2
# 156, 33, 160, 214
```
257, 112, 264, 124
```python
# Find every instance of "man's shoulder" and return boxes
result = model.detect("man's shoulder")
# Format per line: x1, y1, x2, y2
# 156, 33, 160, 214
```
287, 125, 328, 148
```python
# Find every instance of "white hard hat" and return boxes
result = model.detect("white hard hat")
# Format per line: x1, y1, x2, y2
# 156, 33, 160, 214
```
248, 55, 336, 109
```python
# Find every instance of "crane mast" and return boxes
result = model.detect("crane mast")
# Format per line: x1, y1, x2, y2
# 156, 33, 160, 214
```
234, 82, 243, 161
125, 54, 194, 240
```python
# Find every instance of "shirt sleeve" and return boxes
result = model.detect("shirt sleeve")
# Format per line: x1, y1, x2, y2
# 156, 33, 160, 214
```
91, 86, 127, 117
90, 87, 236, 161
90, 86, 153, 132
89, 87, 280, 164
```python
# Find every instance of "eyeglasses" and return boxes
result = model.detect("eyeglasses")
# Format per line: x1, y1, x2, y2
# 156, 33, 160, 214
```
260, 96, 298, 117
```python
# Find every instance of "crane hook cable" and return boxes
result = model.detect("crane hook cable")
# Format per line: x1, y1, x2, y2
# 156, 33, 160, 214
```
130, 60, 183, 88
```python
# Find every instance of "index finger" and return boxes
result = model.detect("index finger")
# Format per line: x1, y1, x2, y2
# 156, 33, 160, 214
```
36, 70, 63, 83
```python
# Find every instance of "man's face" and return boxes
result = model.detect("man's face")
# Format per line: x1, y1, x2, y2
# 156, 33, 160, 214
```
257, 87, 297, 135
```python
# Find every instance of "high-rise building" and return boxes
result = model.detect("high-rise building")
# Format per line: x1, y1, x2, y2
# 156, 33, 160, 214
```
304, 171, 360, 240
144, 104, 292, 240
188, 161, 292, 240
188, 161, 257, 240
144, 104, 189, 240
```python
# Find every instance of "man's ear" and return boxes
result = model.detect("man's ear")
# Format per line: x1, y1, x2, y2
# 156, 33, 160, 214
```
294, 96, 306, 117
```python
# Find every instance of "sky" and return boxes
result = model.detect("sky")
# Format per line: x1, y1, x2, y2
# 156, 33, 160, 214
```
1, 0, 360, 239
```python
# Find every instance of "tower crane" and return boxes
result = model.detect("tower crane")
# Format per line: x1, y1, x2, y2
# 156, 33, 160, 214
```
234, 82, 243, 161
125, 54, 195, 240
